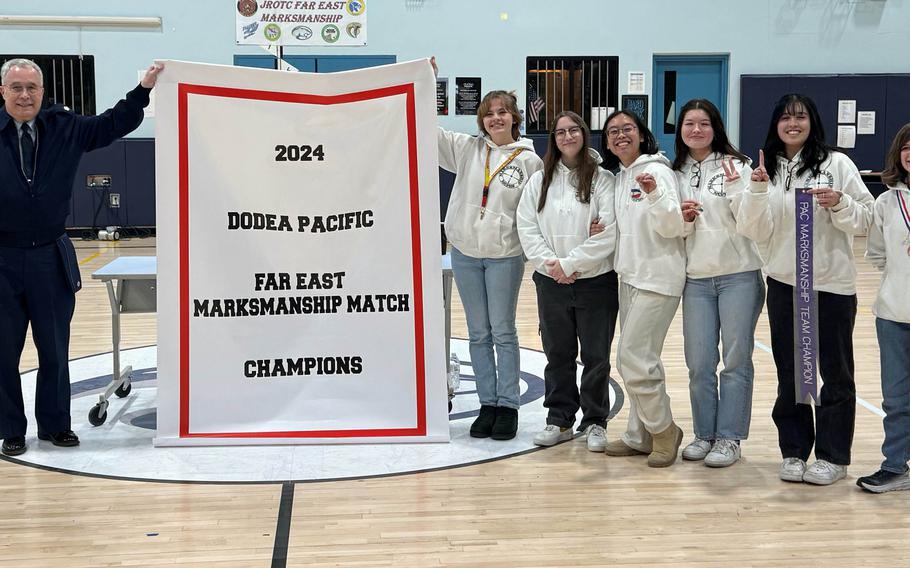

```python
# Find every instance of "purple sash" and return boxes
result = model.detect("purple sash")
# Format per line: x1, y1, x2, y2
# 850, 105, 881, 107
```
794, 189, 818, 405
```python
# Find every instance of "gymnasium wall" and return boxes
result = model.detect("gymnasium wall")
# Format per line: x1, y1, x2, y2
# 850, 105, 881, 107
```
1, 0, 907, 143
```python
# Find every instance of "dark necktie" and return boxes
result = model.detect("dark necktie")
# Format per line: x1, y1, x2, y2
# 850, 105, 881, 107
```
21, 122, 35, 182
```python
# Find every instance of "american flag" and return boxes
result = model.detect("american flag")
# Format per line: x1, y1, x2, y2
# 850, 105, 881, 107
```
527, 82, 545, 125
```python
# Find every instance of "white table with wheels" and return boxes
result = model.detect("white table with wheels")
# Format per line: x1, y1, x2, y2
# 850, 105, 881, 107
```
89, 256, 157, 426
89, 254, 454, 422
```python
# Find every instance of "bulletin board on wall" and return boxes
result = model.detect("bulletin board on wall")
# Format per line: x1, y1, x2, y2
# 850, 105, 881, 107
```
740, 74, 910, 172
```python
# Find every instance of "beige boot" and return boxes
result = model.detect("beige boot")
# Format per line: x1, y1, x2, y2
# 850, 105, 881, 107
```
604, 439, 651, 457
647, 422, 683, 468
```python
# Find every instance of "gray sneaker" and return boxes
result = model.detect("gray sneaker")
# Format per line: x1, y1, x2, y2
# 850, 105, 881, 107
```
779, 457, 807, 482
584, 424, 607, 452
803, 459, 847, 485
857, 469, 910, 493
704, 439, 740, 468
681, 438, 713, 461
533, 425, 572, 447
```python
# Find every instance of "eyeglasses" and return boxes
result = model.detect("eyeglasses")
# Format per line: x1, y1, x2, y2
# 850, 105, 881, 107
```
555, 126, 582, 139
4, 84, 42, 95
784, 162, 799, 191
606, 124, 637, 139
689, 161, 702, 190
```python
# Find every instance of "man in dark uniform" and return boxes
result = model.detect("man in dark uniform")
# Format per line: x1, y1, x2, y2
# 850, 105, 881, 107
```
0, 58, 163, 456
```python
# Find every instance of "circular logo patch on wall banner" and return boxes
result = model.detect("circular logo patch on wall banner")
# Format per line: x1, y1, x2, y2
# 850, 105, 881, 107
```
237, 0, 258, 17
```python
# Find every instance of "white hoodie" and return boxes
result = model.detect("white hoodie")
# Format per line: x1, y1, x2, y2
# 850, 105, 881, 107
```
517, 151, 616, 279
438, 128, 544, 258
614, 153, 686, 297
739, 150, 874, 295
677, 153, 763, 279
866, 182, 910, 324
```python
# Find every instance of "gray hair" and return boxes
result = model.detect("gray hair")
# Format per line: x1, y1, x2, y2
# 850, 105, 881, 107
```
1, 58, 44, 85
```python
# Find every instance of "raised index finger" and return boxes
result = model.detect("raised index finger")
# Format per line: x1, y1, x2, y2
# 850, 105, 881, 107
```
758, 149, 765, 170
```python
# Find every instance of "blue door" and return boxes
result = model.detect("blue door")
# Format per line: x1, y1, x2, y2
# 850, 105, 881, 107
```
652, 55, 728, 161
233, 55, 394, 73
232, 55, 280, 70
314, 55, 395, 72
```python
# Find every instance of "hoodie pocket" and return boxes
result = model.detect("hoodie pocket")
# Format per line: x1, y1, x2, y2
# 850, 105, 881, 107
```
688, 227, 741, 276
458, 204, 515, 256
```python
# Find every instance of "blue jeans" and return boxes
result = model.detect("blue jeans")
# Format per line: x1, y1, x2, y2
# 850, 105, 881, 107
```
450, 247, 524, 409
682, 269, 764, 440
877, 317, 910, 474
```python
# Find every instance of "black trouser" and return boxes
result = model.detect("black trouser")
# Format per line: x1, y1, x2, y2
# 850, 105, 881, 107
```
766, 277, 856, 465
533, 270, 619, 431
0, 242, 76, 439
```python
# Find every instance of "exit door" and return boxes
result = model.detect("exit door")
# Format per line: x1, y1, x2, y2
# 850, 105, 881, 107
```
652, 55, 728, 161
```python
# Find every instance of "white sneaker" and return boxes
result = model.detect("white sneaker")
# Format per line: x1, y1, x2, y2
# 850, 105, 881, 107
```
803, 460, 847, 485
584, 424, 607, 452
779, 457, 807, 482
704, 439, 741, 468
681, 438, 713, 461
533, 425, 572, 447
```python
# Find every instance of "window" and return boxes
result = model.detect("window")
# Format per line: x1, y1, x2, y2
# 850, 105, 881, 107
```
526, 56, 619, 134
1, 55, 96, 115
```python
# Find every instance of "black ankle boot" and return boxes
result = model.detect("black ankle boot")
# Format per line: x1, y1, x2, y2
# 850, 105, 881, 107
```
470, 405, 497, 438
491, 407, 518, 440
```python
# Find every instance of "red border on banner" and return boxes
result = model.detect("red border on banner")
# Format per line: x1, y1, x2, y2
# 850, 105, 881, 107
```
177, 83, 426, 438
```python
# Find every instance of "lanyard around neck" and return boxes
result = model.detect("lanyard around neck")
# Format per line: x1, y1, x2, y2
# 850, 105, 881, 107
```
480, 146, 525, 219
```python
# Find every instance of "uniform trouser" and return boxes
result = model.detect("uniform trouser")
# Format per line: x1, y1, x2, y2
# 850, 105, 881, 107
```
533, 270, 619, 431
0, 243, 75, 439
766, 277, 856, 466
616, 282, 680, 451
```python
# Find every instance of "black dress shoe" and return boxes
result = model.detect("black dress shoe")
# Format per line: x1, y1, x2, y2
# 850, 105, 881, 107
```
470, 405, 497, 438
37, 430, 80, 447
491, 407, 518, 440
2, 436, 27, 456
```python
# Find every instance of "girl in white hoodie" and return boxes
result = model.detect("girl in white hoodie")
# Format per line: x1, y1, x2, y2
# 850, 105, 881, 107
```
598, 110, 687, 468
672, 99, 765, 468
517, 111, 617, 453
739, 94, 874, 486
857, 124, 910, 493
433, 59, 544, 441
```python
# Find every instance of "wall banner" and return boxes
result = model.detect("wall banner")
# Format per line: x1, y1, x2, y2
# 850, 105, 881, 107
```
236, 0, 367, 46
154, 59, 447, 445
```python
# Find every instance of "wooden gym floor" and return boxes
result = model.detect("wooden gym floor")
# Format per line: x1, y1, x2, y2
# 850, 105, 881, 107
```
1, 235, 908, 567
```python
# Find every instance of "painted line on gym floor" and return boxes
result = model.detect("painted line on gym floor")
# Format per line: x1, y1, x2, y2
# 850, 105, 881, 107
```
754, 340, 885, 418
78, 251, 101, 265
0, 343, 573, 485
271, 482, 295, 567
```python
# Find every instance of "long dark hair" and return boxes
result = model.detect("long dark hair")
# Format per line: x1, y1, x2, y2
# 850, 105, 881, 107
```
882, 123, 910, 187
600, 110, 659, 171
762, 94, 834, 184
671, 99, 749, 171
538, 111, 598, 212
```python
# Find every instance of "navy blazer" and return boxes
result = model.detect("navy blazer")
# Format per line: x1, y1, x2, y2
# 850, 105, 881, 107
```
0, 84, 150, 246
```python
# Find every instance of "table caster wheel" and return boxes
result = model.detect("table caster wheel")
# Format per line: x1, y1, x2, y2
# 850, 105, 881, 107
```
115, 380, 132, 398
89, 404, 108, 426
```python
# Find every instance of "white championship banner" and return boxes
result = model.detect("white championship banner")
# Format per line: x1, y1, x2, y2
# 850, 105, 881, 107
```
154, 59, 446, 446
